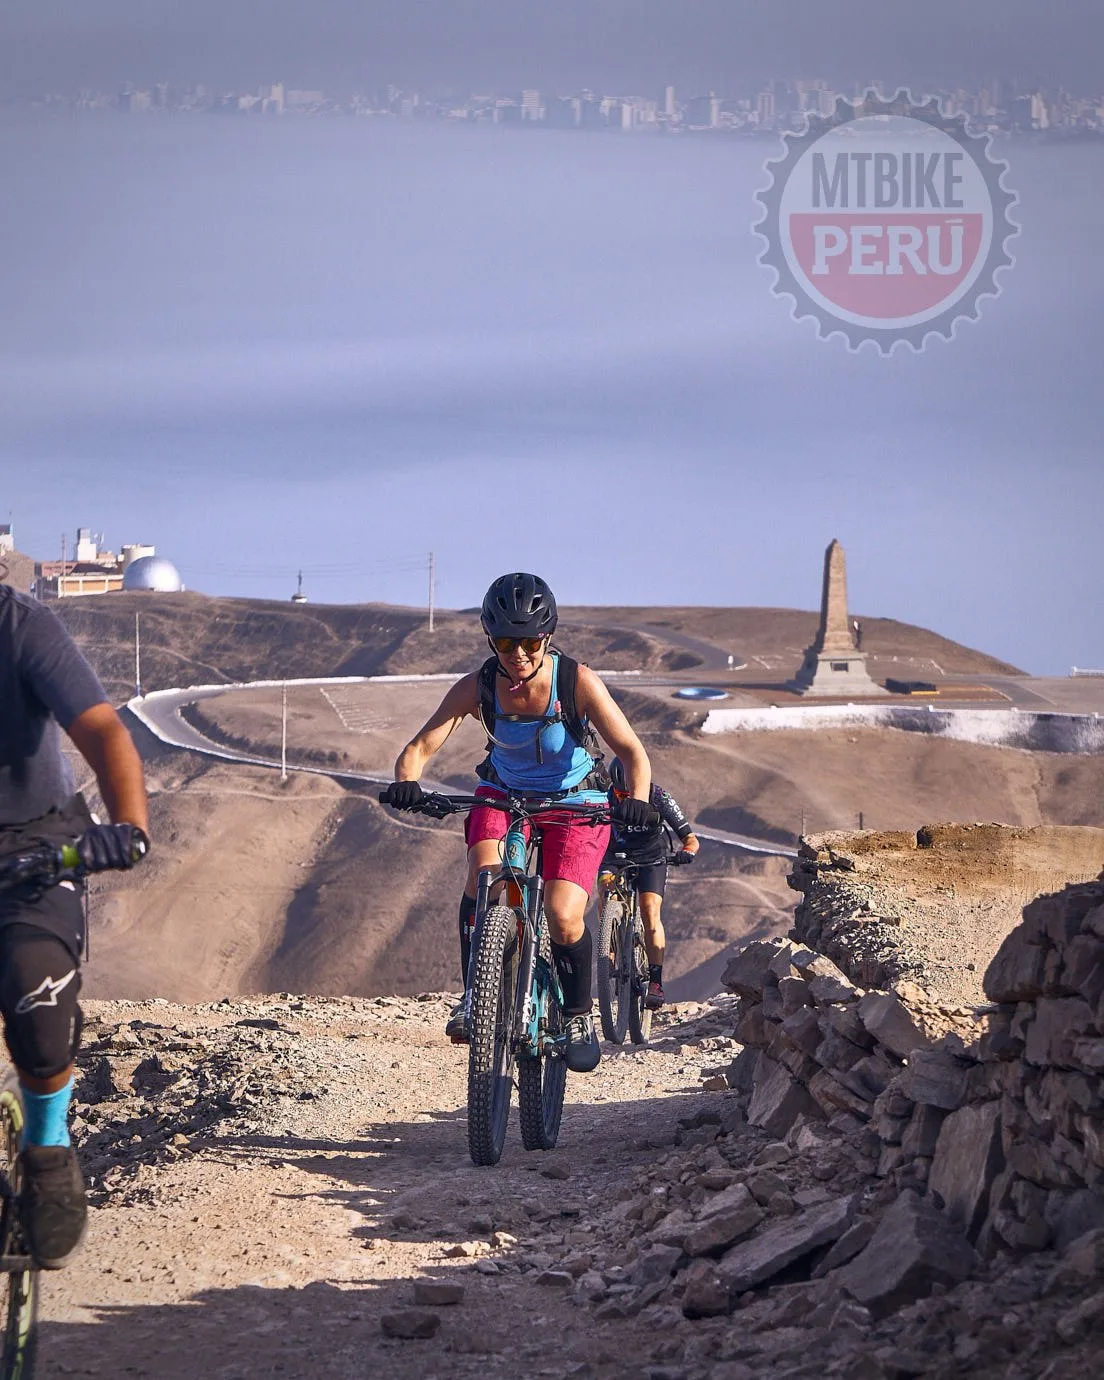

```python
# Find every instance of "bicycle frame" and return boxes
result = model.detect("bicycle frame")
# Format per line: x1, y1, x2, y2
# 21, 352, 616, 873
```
472, 816, 563, 1061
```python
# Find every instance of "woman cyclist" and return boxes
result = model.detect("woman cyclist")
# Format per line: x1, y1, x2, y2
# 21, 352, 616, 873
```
381, 572, 653, 1073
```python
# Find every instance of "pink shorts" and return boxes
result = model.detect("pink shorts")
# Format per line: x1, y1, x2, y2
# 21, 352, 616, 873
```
463, 787, 611, 894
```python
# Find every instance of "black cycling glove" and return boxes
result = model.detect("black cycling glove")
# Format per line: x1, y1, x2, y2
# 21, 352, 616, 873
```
674, 850, 697, 866
381, 780, 424, 812
77, 823, 150, 872
612, 797, 653, 830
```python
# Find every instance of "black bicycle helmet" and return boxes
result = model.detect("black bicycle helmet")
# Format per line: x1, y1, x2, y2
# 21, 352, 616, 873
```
480, 573, 558, 639
608, 756, 627, 791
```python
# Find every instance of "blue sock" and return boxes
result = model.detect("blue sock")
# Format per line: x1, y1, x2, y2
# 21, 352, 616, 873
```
20, 1078, 74, 1149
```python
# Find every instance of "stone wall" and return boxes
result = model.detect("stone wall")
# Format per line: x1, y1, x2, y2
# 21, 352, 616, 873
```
724, 828, 1104, 1260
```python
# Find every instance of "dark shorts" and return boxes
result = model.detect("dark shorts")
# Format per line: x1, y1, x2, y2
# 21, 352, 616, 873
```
604, 849, 668, 898
0, 795, 90, 959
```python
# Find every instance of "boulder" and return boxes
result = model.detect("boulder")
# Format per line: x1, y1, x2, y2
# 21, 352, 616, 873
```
747, 1057, 823, 1138
716, 1194, 857, 1295
1024, 996, 1095, 1068
808, 1068, 874, 1121
834, 1191, 978, 1317
984, 932, 1049, 1004
900, 1049, 970, 1111
699, 1181, 756, 1219
858, 993, 932, 1060
928, 1101, 1004, 1241
683, 1202, 765, 1258
724, 940, 787, 999
900, 1104, 947, 1159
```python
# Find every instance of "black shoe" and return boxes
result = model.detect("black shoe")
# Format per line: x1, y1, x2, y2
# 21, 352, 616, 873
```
445, 994, 470, 1043
20, 1144, 87, 1270
564, 1014, 601, 1073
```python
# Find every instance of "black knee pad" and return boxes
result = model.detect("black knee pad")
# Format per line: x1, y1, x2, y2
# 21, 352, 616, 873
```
0, 927, 83, 1080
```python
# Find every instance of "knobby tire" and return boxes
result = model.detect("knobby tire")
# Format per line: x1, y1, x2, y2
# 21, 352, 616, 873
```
518, 922, 567, 1151
627, 901, 653, 1046
467, 906, 520, 1166
0, 1069, 38, 1380
596, 894, 630, 1045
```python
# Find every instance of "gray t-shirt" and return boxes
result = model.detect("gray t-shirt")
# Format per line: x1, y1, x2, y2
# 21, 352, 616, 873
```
0, 586, 109, 828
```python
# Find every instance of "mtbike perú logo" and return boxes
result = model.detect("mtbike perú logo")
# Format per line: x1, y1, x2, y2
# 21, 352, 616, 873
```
755, 91, 1018, 352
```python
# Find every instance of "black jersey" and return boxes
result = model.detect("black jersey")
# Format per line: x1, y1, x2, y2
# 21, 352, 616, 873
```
0, 587, 108, 828
609, 782, 693, 863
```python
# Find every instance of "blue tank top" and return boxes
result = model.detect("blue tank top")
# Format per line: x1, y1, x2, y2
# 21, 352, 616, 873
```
486, 654, 605, 799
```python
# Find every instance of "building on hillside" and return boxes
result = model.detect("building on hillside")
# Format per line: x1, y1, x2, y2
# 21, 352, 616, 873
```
34, 526, 166, 598
0, 525, 35, 593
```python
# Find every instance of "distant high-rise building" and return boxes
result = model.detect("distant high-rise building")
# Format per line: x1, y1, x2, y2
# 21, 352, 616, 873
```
664, 85, 677, 119
545, 97, 579, 129
521, 89, 543, 121
686, 93, 718, 128
756, 89, 776, 128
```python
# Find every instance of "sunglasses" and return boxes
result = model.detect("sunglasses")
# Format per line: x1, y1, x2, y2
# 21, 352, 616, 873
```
490, 636, 547, 655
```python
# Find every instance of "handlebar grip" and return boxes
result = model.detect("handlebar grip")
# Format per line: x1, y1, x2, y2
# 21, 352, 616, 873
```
58, 844, 82, 871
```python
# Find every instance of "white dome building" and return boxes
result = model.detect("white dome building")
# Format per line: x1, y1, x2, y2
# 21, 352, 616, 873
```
122, 555, 184, 593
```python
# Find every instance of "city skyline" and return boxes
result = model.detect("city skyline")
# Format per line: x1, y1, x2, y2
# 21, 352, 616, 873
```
11, 73, 1103, 138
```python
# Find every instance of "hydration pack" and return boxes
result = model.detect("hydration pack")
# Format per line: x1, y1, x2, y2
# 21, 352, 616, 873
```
475, 650, 607, 781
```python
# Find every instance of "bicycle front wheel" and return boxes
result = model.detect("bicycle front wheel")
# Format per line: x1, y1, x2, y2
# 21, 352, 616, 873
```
467, 906, 520, 1166
0, 1069, 39, 1380
627, 907, 653, 1046
519, 958, 567, 1152
596, 894, 630, 1045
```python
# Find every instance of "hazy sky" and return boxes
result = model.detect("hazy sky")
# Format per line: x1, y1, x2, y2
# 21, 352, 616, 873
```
3, 1, 1102, 97
3, 114, 1101, 675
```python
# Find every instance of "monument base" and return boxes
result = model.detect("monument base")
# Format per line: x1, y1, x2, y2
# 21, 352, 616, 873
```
790, 648, 883, 697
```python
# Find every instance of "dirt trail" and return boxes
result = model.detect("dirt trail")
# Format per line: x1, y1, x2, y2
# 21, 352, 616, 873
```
42, 995, 727, 1379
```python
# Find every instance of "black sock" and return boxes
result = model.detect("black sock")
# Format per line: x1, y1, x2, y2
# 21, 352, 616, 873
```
552, 931, 593, 1016
459, 895, 477, 986
649, 964, 663, 984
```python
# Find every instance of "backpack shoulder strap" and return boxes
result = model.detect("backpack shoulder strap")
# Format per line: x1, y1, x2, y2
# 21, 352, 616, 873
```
477, 656, 499, 744
554, 652, 603, 760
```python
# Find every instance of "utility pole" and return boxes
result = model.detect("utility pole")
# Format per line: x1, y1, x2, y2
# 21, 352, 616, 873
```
134, 612, 143, 698
428, 551, 436, 633
280, 683, 289, 782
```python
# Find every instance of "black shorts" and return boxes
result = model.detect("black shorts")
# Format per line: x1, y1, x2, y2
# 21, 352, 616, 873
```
604, 849, 668, 898
0, 795, 90, 959
630, 861, 667, 898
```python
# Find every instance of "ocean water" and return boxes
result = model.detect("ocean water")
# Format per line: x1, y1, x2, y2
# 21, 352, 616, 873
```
1, 113, 1100, 672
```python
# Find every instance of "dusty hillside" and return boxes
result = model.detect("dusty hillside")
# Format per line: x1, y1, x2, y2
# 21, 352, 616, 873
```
55, 592, 1022, 704
674, 726, 1104, 843
79, 747, 793, 1004
563, 605, 1026, 676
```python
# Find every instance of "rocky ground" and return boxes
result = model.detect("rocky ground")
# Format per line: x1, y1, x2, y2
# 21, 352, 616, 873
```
37, 992, 1104, 1379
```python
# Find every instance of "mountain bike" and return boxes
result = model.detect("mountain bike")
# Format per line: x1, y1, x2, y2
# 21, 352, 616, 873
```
0, 836, 146, 1379
596, 851, 688, 1047
379, 790, 610, 1167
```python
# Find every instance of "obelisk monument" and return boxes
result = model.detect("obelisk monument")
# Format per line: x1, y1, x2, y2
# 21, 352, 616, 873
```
790, 539, 881, 696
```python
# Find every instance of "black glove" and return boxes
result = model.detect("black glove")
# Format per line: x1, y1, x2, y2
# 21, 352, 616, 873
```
380, 780, 424, 812
77, 823, 149, 872
612, 797, 654, 830
674, 850, 697, 866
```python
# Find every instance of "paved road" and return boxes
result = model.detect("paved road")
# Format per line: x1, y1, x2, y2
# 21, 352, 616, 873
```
129, 680, 796, 858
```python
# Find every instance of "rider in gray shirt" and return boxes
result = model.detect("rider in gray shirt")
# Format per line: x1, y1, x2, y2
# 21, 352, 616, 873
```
0, 586, 150, 1268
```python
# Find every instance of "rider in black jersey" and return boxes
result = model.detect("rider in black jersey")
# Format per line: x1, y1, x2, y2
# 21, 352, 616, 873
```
603, 757, 699, 1009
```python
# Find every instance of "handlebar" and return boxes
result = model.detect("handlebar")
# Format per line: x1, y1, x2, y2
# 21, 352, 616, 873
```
378, 789, 616, 824
609, 849, 696, 870
0, 834, 149, 894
